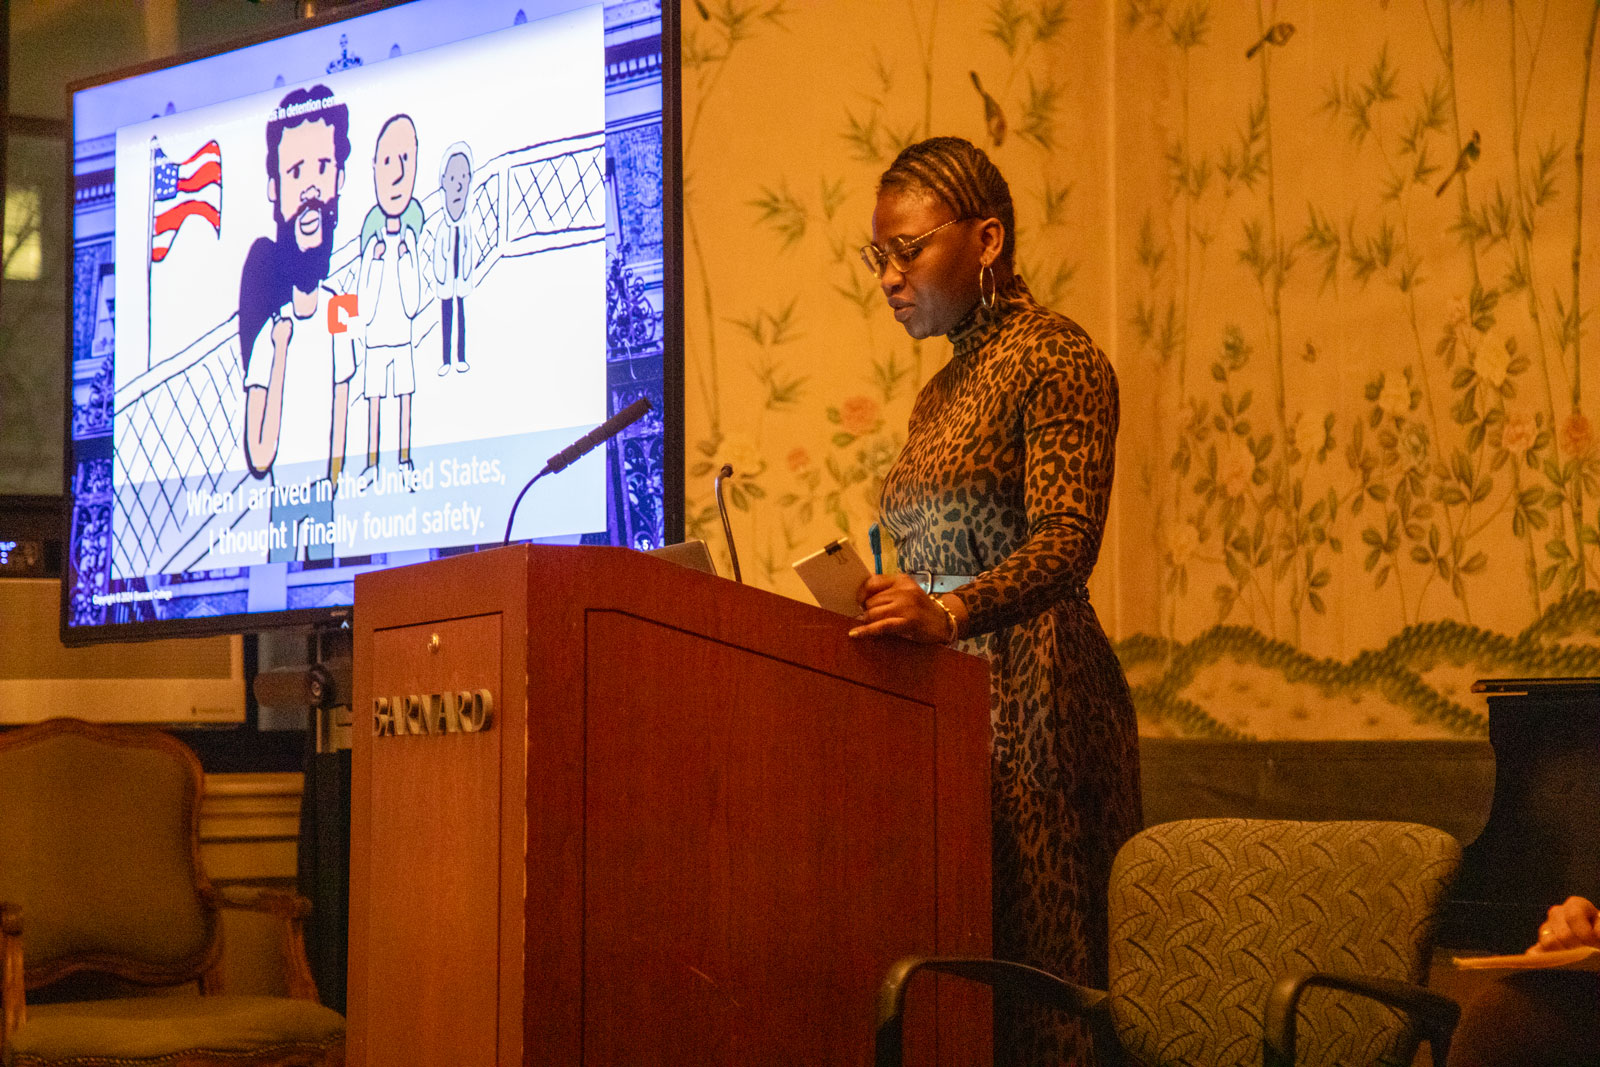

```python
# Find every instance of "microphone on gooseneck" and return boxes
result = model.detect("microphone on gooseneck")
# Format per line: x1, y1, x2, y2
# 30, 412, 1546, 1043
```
714, 463, 743, 583
540, 397, 652, 477
503, 397, 653, 545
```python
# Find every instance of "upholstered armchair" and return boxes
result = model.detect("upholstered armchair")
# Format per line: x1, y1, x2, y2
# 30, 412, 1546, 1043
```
0, 718, 344, 1067
878, 818, 1463, 1067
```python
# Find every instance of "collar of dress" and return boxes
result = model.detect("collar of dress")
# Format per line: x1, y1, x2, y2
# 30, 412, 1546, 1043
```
948, 273, 1030, 357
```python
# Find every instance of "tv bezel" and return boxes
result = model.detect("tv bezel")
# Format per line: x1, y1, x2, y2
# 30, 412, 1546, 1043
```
60, 0, 684, 646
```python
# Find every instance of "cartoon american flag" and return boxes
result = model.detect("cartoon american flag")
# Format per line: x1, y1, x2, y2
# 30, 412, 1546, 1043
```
150, 139, 222, 263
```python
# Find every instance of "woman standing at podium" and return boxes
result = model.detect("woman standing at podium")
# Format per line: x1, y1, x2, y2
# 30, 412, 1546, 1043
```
850, 136, 1140, 1067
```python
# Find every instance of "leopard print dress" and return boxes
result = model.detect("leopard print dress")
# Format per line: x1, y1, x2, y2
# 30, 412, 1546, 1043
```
880, 278, 1142, 1067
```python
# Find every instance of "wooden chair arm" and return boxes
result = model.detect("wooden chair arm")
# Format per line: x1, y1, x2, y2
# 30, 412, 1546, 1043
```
201, 888, 321, 1003
212, 886, 314, 921
2, 903, 25, 1045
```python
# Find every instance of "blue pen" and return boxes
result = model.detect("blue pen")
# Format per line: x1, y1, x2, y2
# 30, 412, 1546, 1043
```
868, 522, 883, 575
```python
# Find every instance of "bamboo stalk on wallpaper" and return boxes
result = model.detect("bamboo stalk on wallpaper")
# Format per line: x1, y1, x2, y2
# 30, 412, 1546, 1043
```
680, 2, 794, 454
1421, 25, 1491, 618
1390, 140, 1464, 618
1174, 35, 1197, 649
1434, 0, 1483, 292
1403, 293, 1467, 620
682, 29, 736, 446
1434, 2, 1493, 613
1253, 0, 1295, 640
687, 215, 723, 441
1505, 0, 1565, 592
906, 0, 937, 393
1575, 1, 1598, 410
1126, 0, 1190, 646
904, 0, 938, 140
1571, 1, 1598, 556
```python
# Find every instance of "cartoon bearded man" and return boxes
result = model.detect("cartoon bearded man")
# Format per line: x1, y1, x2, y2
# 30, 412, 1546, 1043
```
238, 84, 356, 562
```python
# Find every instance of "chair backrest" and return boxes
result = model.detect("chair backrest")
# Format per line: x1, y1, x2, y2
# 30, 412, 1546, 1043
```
0, 719, 218, 990
1107, 818, 1460, 1067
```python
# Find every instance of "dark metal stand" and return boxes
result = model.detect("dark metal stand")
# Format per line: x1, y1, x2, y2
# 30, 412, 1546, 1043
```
255, 627, 352, 1013
299, 734, 350, 1013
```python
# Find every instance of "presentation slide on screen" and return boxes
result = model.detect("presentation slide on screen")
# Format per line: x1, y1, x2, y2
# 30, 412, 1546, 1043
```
104, 4, 608, 576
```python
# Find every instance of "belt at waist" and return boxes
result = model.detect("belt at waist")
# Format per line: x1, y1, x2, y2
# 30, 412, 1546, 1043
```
911, 572, 1092, 600
910, 572, 975, 595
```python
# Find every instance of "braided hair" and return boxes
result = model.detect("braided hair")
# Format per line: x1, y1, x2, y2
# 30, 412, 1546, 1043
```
877, 136, 1016, 266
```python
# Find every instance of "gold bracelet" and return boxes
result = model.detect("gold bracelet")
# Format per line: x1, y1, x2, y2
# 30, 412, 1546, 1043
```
933, 595, 960, 645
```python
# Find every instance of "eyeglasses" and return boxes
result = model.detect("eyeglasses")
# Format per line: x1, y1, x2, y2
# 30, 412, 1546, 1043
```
859, 217, 972, 278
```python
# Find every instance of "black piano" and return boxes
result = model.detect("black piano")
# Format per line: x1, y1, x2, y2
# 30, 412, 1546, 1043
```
1439, 677, 1600, 952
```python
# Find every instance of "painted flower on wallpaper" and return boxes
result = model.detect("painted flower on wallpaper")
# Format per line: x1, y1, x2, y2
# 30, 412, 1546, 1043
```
1161, 519, 1201, 567
722, 435, 765, 478
839, 395, 882, 436
786, 446, 813, 475
1293, 412, 1326, 458
1501, 411, 1537, 455
1474, 333, 1511, 390
1444, 295, 1475, 358
1400, 423, 1430, 474
1218, 437, 1255, 497
863, 436, 900, 470
1561, 412, 1595, 459
1377, 374, 1413, 420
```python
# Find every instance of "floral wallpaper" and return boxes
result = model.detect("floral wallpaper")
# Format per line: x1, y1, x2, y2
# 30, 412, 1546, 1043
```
1115, 0, 1600, 738
683, 0, 1599, 740
681, 0, 1111, 583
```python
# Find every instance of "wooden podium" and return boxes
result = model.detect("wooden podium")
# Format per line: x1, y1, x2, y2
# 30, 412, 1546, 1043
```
349, 545, 993, 1066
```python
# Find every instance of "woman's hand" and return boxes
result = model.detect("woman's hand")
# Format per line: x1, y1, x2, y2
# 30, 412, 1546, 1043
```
848, 574, 966, 644
1529, 896, 1600, 954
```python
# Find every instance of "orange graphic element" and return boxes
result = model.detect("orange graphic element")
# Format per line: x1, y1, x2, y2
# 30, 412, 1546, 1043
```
327, 293, 359, 334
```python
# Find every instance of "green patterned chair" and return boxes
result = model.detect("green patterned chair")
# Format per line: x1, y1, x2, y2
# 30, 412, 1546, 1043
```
0, 718, 344, 1067
877, 818, 1462, 1067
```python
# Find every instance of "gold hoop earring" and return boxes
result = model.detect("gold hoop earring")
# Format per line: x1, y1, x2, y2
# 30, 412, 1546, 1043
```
979, 263, 997, 310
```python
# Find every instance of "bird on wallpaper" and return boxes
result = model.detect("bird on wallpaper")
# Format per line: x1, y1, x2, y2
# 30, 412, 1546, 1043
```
1303, 341, 1318, 363
1244, 21, 1295, 60
1436, 130, 1482, 197
969, 71, 1007, 147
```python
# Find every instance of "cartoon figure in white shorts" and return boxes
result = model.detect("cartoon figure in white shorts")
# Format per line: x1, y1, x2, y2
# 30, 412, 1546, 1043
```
355, 113, 422, 487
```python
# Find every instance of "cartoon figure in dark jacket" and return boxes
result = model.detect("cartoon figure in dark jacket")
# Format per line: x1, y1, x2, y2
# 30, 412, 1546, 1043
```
434, 141, 475, 375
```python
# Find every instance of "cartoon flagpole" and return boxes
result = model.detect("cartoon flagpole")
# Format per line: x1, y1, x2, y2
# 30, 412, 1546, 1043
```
147, 135, 157, 373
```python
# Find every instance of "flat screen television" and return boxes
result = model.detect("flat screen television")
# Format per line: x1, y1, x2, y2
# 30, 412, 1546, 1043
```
61, 0, 681, 643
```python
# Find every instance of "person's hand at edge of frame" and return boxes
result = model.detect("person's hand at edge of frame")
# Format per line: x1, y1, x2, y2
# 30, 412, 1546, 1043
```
1529, 896, 1600, 954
